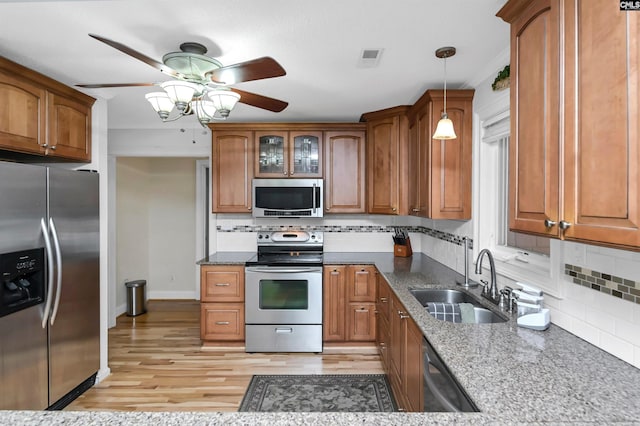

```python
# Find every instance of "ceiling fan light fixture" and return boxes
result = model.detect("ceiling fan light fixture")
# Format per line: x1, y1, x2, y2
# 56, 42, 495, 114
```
145, 92, 174, 120
206, 89, 241, 118
160, 81, 203, 112
433, 46, 457, 140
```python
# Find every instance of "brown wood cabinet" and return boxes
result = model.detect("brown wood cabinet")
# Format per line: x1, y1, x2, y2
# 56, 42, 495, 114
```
200, 265, 245, 341
361, 106, 410, 215
323, 264, 377, 343
211, 130, 253, 213
322, 265, 346, 341
323, 130, 366, 213
376, 275, 423, 412
499, 0, 640, 249
208, 123, 365, 214
0, 56, 94, 162
407, 90, 474, 219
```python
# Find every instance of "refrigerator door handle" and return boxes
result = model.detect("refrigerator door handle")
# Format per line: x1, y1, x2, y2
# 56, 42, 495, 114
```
40, 218, 55, 329
49, 217, 63, 326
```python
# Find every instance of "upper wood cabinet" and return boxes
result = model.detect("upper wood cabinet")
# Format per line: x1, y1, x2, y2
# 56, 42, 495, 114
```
46, 92, 92, 161
407, 90, 474, 220
211, 130, 253, 213
361, 106, 410, 215
0, 56, 94, 162
498, 0, 640, 249
208, 123, 365, 214
324, 130, 366, 213
255, 130, 322, 178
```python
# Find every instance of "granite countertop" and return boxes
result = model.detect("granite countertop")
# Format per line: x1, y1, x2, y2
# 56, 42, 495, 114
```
6, 252, 640, 425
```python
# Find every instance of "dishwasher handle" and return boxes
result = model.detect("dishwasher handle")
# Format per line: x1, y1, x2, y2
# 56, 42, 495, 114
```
423, 350, 462, 413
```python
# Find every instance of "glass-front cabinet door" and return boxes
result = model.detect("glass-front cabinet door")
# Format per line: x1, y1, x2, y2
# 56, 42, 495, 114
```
255, 130, 323, 178
256, 131, 288, 177
290, 131, 322, 177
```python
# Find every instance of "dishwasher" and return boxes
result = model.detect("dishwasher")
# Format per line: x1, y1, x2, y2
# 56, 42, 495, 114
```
422, 337, 479, 412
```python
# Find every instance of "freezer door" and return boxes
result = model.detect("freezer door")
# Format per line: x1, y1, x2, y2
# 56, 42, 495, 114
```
0, 161, 48, 410
47, 167, 100, 405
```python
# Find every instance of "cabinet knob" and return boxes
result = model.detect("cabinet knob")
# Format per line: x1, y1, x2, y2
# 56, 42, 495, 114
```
283, 171, 288, 176
544, 219, 557, 228
247, 206, 252, 210
290, 171, 294, 176
392, 207, 397, 212
559, 220, 572, 230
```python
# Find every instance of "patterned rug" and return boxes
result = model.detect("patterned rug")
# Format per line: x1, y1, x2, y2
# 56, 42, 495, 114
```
238, 374, 397, 412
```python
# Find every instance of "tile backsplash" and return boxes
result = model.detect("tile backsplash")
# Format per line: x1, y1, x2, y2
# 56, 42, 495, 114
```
565, 264, 639, 305
216, 224, 473, 248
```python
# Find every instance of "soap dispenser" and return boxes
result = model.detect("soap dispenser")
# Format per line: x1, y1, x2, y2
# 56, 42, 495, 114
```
513, 282, 550, 331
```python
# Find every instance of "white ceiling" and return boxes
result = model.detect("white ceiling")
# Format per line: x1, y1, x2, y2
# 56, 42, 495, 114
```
0, 0, 509, 130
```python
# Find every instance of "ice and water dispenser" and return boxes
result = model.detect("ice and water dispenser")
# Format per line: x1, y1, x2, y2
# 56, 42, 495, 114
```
0, 248, 45, 318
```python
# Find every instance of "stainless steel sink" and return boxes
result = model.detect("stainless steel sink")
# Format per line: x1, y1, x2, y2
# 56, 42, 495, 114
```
409, 288, 507, 324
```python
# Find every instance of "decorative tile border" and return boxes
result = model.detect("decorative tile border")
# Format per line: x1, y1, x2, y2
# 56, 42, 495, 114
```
565, 264, 640, 305
216, 224, 473, 249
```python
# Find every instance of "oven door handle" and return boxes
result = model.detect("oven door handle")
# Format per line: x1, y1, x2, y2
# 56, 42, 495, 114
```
245, 266, 321, 274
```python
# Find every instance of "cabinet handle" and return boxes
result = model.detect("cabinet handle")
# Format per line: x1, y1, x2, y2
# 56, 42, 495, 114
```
331, 270, 339, 275
544, 219, 557, 228
215, 321, 230, 325
412, 208, 420, 212
379, 297, 388, 303
215, 283, 230, 287
398, 310, 409, 319
50, 146, 57, 150
559, 220, 572, 230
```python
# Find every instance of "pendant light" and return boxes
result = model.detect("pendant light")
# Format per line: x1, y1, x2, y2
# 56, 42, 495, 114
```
432, 46, 457, 140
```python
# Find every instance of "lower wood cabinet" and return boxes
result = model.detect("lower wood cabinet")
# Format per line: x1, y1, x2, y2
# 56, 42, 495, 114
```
377, 275, 423, 412
323, 264, 377, 343
199, 265, 245, 342
200, 302, 245, 341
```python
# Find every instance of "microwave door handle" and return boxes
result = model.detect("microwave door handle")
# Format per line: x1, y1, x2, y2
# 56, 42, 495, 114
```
312, 183, 317, 214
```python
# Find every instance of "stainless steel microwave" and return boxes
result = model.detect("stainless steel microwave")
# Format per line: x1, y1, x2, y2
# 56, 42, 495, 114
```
252, 178, 323, 218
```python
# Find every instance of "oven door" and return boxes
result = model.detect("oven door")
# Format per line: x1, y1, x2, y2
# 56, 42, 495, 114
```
245, 266, 323, 324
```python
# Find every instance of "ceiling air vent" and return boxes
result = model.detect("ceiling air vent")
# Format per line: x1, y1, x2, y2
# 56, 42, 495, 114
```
358, 48, 383, 68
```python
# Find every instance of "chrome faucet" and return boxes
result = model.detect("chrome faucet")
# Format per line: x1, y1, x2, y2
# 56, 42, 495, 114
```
475, 248, 499, 304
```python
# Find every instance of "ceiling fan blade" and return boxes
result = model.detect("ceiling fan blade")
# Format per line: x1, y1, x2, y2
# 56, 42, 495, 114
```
89, 34, 183, 79
231, 88, 288, 112
76, 82, 157, 88
209, 57, 286, 84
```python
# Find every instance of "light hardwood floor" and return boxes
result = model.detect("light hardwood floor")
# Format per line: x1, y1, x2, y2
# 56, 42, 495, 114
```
67, 300, 384, 412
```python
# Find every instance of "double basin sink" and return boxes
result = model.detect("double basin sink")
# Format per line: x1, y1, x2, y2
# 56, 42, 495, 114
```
409, 288, 507, 324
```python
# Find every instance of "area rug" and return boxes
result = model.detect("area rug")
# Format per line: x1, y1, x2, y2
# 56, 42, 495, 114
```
238, 374, 396, 412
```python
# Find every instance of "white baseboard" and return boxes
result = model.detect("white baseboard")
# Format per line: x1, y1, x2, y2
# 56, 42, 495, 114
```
115, 303, 127, 318
146, 290, 197, 300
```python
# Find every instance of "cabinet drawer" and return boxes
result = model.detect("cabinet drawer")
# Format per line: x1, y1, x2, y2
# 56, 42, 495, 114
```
200, 303, 244, 341
200, 265, 244, 302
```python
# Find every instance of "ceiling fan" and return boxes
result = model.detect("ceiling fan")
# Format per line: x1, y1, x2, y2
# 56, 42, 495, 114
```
77, 34, 288, 125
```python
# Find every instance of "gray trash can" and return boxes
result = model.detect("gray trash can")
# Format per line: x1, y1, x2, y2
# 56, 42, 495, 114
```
125, 280, 147, 316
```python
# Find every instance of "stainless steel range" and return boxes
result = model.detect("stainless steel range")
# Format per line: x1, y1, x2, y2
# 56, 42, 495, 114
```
244, 230, 323, 353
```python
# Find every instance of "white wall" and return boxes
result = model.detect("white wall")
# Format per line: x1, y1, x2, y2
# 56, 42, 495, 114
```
115, 158, 151, 313
115, 157, 201, 315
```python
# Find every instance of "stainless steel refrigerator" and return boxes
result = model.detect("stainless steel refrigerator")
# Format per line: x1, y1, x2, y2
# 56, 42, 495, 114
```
0, 161, 100, 410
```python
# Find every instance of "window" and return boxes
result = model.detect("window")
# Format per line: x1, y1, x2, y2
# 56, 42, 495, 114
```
474, 109, 560, 297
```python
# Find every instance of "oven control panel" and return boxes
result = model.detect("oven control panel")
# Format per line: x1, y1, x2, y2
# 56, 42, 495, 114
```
257, 231, 323, 245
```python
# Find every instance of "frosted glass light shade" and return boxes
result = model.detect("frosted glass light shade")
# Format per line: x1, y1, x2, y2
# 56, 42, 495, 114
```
145, 92, 175, 120
432, 114, 457, 140
206, 90, 241, 117
160, 81, 202, 111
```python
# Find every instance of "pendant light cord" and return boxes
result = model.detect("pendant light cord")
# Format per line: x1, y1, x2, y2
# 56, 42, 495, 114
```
443, 55, 447, 116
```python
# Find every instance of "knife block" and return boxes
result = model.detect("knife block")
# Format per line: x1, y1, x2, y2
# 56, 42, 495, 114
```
394, 237, 413, 257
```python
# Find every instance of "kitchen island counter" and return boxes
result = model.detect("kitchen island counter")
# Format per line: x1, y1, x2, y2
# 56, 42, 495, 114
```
6, 252, 640, 424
